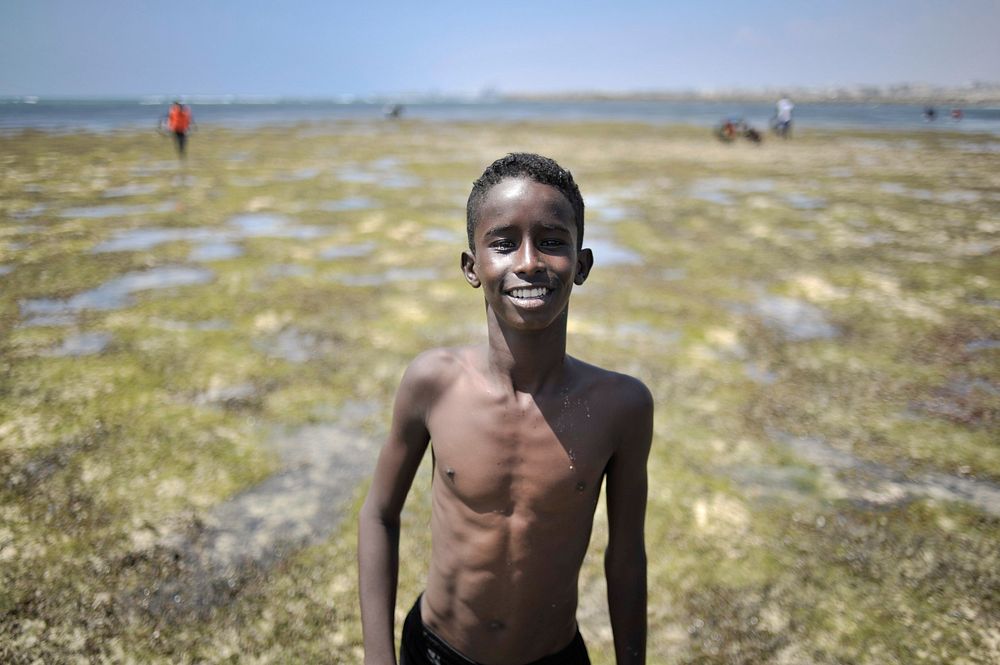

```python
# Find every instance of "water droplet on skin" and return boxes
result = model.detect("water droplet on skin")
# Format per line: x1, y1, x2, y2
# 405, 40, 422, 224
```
569, 465, 574, 470
576, 481, 586, 492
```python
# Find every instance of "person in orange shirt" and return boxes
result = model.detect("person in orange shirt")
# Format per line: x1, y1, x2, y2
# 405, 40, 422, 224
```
163, 101, 194, 158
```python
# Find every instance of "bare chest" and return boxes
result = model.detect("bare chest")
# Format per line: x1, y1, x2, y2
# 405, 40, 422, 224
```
427, 389, 613, 515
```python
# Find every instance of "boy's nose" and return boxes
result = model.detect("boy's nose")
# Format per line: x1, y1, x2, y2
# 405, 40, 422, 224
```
514, 243, 545, 274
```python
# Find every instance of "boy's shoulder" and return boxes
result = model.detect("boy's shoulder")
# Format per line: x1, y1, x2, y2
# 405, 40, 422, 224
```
399, 345, 480, 393
407, 344, 477, 372
567, 355, 653, 412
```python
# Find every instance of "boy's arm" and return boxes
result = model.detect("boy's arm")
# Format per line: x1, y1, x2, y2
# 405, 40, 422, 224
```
358, 353, 441, 665
604, 378, 653, 664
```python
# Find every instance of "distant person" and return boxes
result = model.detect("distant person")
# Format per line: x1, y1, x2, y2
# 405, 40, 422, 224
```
162, 101, 194, 158
359, 153, 653, 665
951, 108, 963, 121
385, 103, 404, 119
775, 96, 794, 138
923, 106, 937, 122
716, 118, 739, 142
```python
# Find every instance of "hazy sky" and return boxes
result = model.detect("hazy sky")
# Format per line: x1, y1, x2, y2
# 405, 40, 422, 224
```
2, 0, 997, 97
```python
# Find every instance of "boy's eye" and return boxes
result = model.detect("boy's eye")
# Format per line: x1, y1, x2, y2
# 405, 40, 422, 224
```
491, 240, 516, 251
541, 238, 566, 247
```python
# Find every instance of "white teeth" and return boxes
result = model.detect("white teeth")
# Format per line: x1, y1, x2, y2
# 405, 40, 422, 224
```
509, 287, 548, 299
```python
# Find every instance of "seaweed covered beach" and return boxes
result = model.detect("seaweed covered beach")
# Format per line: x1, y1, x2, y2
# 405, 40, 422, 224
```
1, 119, 998, 663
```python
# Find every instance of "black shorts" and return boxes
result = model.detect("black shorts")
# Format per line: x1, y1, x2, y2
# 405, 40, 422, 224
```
400, 596, 591, 665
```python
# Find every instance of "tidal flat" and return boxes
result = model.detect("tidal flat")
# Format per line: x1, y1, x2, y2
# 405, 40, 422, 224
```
1, 120, 998, 663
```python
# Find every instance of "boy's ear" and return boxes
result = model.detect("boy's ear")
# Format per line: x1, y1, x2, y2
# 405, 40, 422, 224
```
574, 247, 594, 285
461, 250, 481, 288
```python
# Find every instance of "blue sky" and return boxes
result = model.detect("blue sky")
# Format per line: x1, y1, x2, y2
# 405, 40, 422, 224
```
1, 0, 997, 97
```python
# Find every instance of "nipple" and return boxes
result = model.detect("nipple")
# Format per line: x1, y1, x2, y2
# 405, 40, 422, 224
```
445, 467, 455, 481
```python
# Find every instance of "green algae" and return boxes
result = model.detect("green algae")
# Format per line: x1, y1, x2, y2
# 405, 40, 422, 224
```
1, 121, 998, 663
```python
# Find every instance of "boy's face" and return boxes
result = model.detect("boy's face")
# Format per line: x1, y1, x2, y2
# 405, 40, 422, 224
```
462, 177, 592, 331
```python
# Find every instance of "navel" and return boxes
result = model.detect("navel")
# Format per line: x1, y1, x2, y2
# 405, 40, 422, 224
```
488, 620, 506, 631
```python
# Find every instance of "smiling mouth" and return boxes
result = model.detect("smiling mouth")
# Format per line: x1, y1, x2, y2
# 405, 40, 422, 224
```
506, 286, 552, 300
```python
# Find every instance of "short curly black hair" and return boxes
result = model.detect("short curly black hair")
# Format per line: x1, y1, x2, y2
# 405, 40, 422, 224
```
466, 153, 585, 252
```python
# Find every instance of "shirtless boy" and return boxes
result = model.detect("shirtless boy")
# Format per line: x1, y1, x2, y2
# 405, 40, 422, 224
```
359, 153, 653, 665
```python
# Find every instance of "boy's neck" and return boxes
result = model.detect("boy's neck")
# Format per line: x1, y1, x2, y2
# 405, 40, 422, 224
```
484, 308, 569, 395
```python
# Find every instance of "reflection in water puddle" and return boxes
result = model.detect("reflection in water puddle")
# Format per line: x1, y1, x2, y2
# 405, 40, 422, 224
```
945, 140, 1000, 154
936, 190, 981, 204
93, 228, 222, 252
690, 188, 734, 206
783, 193, 827, 210
228, 213, 325, 239
20, 265, 214, 325
880, 183, 981, 204
229, 176, 266, 188
194, 382, 258, 406
587, 236, 643, 266
751, 295, 838, 341
586, 195, 633, 223
727, 464, 815, 502
267, 264, 313, 278
319, 242, 377, 260
151, 318, 230, 331
853, 231, 896, 248
257, 328, 331, 363
744, 362, 778, 384
319, 196, 377, 212
337, 160, 420, 188
769, 430, 1000, 517
912, 378, 1000, 426
42, 331, 112, 357
594, 205, 630, 222
189, 242, 243, 262
690, 178, 775, 206
102, 183, 160, 198
12, 204, 47, 219
609, 322, 680, 346
382, 175, 421, 189
278, 168, 321, 182
965, 340, 1000, 353
155, 420, 381, 611
332, 267, 438, 286
59, 201, 175, 219
0, 265, 12, 276
129, 161, 179, 176
93, 214, 328, 255
424, 228, 464, 244
336, 168, 377, 184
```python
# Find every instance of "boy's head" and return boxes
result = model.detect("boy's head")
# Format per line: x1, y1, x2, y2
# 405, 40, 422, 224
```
466, 153, 584, 253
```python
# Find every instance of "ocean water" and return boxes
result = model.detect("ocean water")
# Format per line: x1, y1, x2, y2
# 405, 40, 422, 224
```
2, 98, 999, 135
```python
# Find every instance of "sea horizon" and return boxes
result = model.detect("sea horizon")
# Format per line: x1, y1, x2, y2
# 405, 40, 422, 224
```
3, 95, 1000, 136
